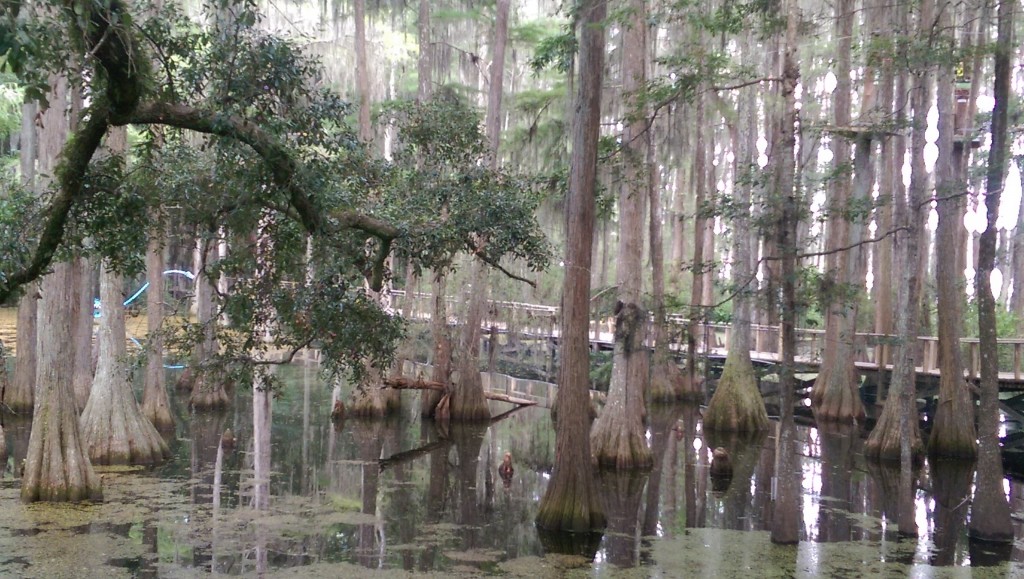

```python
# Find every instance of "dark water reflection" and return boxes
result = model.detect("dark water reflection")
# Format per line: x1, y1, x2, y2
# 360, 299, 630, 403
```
2, 363, 1024, 576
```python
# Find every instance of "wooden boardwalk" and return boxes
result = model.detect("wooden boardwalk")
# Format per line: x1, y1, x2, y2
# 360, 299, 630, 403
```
392, 291, 1024, 391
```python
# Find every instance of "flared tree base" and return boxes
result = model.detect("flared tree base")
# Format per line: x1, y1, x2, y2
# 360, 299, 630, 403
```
704, 357, 768, 432
81, 402, 171, 466
349, 387, 390, 418
190, 381, 230, 411
536, 482, 607, 534
142, 402, 176, 433
811, 362, 866, 423
647, 354, 689, 402
591, 415, 652, 470
928, 390, 977, 460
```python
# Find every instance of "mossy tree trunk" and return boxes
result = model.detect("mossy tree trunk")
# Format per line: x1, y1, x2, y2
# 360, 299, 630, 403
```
968, 0, 1014, 544
929, 3, 975, 459
704, 81, 767, 434
535, 0, 607, 534
141, 224, 174, 431
80, 262, 170, 465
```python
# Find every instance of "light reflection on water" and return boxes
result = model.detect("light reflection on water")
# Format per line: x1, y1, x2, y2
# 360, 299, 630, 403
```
0, 362, 1023, 576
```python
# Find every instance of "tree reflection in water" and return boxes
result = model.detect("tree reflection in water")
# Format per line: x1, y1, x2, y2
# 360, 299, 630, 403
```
4, 365, 1024, 576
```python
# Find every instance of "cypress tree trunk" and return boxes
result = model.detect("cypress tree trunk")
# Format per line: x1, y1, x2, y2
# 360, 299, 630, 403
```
929, 2, 976, 459
591, 0, 651, 469
141, 225, 174, 431
21, 73, 101, 502
354, 0, 371, 144
968, 0, 1014, 544
446, 0, 510, 423
771, 0, 799, 544
704, 78, 767, 434
683, 93, 709, 400
811, 0, 866, 423
866, 0, 929, 469
7, 100, 38, 413
9, 288, 37, 412
535, 0, 607, 533
22, 262, 102, 502
648, 142, 688, 401
80, 263, 170, 465
189, 237, 229, 410
71, 257, 95, 411
451, 259, 491, 421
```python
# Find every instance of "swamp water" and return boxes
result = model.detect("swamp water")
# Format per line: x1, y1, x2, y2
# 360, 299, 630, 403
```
1, 363, 1024, 577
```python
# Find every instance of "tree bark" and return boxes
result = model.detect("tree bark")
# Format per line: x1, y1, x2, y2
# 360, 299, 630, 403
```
705, 78, 768, 433
80, 262, 170, 465
21, 71, 102, 502
648, 137, 688, 401
535, 0, 608, 534
189, 236, 229, 410
22, 262, 102, 502
7, 100, 38, 413
141, 223, 174, 431
865, 0, 929, 493
811, 0, 866, 423
70, 256, 95, 411
591, 0, 652, 469
968, 0, 1014, 544
451, 258, 492, 421
354, 0, 371, 144
929, 0, 976, 460
683, 92, 709, 400
771, 0, 799, 544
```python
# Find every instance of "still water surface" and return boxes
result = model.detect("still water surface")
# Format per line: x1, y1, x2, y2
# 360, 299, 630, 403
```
2, 362, 1024, 577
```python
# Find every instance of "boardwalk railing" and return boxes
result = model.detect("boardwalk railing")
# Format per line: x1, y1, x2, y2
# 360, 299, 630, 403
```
391, 290, 1024, 384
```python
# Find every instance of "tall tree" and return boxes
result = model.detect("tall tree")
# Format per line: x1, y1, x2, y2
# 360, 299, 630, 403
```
968, 0, 1014, 544
704, 81, 768, 433
929, 0, 975, 459
80, 262, 171, 464
536, 0, 607, 533
811, 0, 867, 423
141, 220, 174, 431
80, 127, 170, 465
590, 0, 652, 469
770, 0, 800, 545
449, 0, 511, 422
865, 0, 930, 538
7, 98, 37, 412
21, 73, 102, 502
